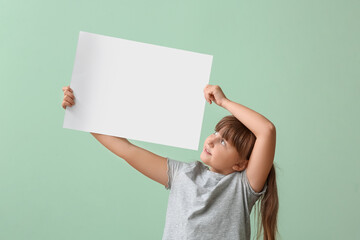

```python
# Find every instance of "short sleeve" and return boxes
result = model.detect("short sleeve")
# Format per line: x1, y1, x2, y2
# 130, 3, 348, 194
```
165, 157, 190, 190
242, 169, 267, 202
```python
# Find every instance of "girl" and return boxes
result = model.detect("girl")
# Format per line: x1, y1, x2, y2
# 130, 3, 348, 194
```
61, 84, 278, 240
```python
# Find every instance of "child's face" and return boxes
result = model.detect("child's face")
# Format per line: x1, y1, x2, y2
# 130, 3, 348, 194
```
200, 129, 245, 175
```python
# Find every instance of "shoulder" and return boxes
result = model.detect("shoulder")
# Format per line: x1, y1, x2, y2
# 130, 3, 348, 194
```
166, 157, 198, 172
241, 169, 267, 196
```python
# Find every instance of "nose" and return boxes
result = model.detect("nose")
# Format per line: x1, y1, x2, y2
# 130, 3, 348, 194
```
208, 134, 218, 147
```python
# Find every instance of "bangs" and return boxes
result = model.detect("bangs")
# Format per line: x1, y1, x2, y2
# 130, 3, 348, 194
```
215, 115, 256, 160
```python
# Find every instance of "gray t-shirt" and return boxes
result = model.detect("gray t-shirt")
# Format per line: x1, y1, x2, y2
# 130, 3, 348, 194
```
162, 157, 267, 240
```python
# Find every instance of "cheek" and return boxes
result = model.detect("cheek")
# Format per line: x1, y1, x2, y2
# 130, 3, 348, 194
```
212, 148, 221, 157
213, 150, 230, 164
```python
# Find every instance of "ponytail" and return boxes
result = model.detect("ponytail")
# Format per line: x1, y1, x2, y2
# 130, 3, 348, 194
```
254, 164, 279, 240
214, 115, 279, 239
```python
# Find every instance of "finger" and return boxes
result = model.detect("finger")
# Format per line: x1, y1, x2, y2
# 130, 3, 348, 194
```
205, 93, 211, 104
204, 92, 210, 104
204, 84, 212, 93
64, 90, 75, 99
63, 91, 74, 101
62, 86, 73, 92
62, 101, 72, 109
209, 93, 215, 104
64, 95, 75, 104
64, 95, 75, 105
204, 92, 208, 102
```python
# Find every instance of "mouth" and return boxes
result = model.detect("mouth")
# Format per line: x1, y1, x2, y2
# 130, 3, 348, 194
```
204, 147, 212, 155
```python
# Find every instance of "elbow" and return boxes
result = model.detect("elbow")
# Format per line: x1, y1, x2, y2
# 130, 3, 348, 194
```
261, 124, 276, 137
268, 123, 276, 132
256, 124, 275, 138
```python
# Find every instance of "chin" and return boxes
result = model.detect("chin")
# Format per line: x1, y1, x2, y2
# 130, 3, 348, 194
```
200, 154, 210, 165
199, 154, 205, 163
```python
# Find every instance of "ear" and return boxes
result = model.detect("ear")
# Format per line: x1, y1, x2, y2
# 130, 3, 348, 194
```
232, 160, 248, 172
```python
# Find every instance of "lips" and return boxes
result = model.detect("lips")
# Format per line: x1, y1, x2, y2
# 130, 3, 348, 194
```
204, 147, 212, 155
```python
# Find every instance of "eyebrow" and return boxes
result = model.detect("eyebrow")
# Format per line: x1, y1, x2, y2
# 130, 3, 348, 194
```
216, 131, 225, 139
218, 132, 227, 146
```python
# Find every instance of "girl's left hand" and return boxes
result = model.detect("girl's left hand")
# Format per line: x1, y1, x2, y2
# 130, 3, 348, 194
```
203, 84, 229, 107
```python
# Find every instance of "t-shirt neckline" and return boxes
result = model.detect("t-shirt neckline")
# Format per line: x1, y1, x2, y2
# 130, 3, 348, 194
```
201, 163, 234, 179
198, 162, 241, 179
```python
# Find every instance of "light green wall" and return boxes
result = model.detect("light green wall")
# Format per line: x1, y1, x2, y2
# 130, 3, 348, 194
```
1, 0, 359, 239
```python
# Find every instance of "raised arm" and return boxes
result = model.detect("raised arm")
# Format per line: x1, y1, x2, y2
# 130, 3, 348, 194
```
62, 86, 168, 188
221, 99, 276, 192
204, 84, 276, 193
90, 133, 169, 188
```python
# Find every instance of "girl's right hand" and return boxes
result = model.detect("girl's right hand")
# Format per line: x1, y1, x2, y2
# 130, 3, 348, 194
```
62, 86, 75, 109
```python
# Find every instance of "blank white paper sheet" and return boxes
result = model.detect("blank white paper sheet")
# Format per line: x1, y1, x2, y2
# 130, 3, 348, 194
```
63, 31, 213, 150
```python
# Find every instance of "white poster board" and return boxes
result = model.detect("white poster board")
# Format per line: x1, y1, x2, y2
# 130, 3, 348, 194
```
63, 31, 213, 150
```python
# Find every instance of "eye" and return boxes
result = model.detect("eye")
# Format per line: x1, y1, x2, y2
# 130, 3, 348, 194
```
213, 131, 226, 146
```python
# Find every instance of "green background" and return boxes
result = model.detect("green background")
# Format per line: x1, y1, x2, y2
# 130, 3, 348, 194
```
1, 0, 359, 239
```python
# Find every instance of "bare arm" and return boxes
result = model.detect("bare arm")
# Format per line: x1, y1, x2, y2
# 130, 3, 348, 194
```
61, 86, 168, 188
90, 133, 169, 188
221, 99, 276, 193
204, 84, 276, 192
221, 99, 275, 136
